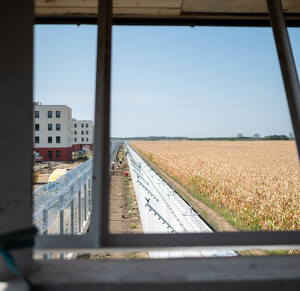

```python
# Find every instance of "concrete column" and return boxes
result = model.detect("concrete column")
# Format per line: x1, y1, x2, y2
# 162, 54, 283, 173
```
0, 0, 34, 277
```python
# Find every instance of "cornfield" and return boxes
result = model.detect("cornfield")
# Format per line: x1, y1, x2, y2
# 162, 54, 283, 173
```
131, 140, 300, 231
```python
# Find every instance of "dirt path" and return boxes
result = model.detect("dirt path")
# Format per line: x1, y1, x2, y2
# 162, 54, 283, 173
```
89, 145, 148, 260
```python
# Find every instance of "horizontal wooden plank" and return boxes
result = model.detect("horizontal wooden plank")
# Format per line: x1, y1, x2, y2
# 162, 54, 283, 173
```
114, 7, 181, 16
35, 0, 98, 7
35, 6, 181, 16
35, 0, 182, 9
35, 7, 98, 16
182, 0, 300, 13
182, 0, 267, 13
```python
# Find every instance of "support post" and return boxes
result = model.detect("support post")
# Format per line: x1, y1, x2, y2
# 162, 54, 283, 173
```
60, 196, 64, 260
43, 209, 48, 260
267, 0, 300, 159
0, 0, 34, 277
84, 182, 87, 222
88, 179, 91, 212
78, 189, 82, 233
71, 199, 75, 235
91, 0, 113, 246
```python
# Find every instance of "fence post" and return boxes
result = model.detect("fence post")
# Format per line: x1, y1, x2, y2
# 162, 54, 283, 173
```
43, 209, 48, 260
60, 195, 64, 260
84, 181, 87, 222
78, 182, 82, 233
88, 178, 91, 212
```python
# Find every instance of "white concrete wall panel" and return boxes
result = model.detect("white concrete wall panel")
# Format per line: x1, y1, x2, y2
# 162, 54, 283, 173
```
33, 105, 72, 148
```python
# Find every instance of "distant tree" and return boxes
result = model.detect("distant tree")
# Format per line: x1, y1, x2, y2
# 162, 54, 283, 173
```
263, 135, 288, 140
236, 133, 243, 139
289, 132, 295, 140
253, 133, 260, 139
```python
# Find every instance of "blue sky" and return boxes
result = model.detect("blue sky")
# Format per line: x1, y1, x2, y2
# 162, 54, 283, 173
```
34, 25, 300, 138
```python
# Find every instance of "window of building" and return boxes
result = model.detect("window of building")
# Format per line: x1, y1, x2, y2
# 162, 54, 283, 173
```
74, 124, 77, 128
56, 111, 60, 118
81, 131, 84, 135
48, 150, 53, 160
81, 138, 84, 142
56, 124, 61, 131
35, 136, 39, 143
86, 138, 89, 142
56, 136, 61, 143
74, 138, 77, 142
56, 150, 61, 158
86, 124, 88, 128
48, 111, 52, 118
48, 124, 52, 131
74, 131, 77, 135
35, 111, 39, 118
86, 131, 88, 135
35, 124, 39, 131
48, 136, 52, 143
81, 124, 84, 128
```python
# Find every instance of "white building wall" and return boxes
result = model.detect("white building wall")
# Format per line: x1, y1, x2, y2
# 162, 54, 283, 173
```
33, 105, 72, 148
71, 120, 94, 145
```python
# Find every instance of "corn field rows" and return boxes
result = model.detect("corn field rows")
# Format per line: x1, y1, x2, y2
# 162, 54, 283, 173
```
131, 140, 300, 231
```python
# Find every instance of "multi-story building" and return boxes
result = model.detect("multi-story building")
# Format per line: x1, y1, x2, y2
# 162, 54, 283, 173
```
33, 104, 72, 161
71, 119, 94, 152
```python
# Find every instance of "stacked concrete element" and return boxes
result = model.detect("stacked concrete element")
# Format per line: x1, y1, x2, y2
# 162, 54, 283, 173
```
125, 142, 236, 258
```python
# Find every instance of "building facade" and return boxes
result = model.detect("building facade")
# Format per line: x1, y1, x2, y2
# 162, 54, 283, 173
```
33, 104, 72, 161
71, 119, 94, 152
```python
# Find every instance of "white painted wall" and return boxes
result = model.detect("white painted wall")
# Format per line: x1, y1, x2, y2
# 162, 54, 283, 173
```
33, 105, 72, 148
71, 120, 94, 144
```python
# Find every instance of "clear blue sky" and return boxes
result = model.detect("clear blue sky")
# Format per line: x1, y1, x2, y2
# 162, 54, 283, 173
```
34, 25, 300, 138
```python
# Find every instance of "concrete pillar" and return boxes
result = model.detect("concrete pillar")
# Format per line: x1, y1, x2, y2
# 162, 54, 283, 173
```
0, 0, 33, 278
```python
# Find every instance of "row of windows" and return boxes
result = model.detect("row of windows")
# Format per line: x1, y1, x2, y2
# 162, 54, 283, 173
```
35, 136, 61, 144
72, 130, 89, 135
73, 138, 89, 142
35, 124, 61, 131
72, 123, 89, 128
35, 111, 61, 118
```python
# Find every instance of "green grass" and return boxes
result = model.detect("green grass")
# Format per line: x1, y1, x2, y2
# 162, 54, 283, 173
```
129, 224, 137, 229
86, 151, 93, 159
127, 252, 137, 259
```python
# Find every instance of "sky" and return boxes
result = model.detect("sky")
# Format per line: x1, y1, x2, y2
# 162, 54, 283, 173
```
34, 25, 300, 138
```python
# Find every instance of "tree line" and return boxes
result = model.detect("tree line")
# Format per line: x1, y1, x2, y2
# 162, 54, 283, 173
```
112, 133, 295, 141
